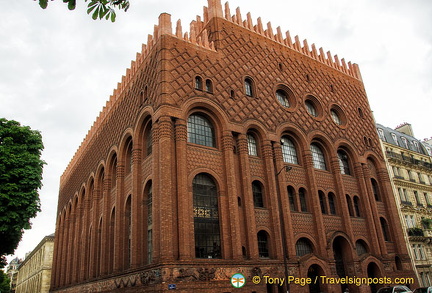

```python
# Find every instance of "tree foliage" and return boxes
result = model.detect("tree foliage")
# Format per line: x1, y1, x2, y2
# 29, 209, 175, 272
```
0, 118, 45, 257
37, 0, 130, 22
0, 269, 11, 293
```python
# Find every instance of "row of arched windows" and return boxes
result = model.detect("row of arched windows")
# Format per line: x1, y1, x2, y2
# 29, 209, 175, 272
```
186, 113, 353, 175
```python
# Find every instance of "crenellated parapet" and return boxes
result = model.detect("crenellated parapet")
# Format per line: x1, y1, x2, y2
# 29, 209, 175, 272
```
61, 0, 361, 185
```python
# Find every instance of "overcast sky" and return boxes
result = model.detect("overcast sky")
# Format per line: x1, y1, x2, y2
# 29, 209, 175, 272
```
1, 0, 431, 261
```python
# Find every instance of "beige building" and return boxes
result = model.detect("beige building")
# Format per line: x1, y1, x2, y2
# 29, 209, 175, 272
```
15, 234, 54, 293
377, 123, 432, 287
6, 257, 23, 293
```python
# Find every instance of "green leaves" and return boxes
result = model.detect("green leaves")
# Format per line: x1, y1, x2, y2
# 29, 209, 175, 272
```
0, 118, 45, 256
36, 0, 130, 22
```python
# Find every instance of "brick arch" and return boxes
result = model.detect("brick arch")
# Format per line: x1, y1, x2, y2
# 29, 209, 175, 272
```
188, 169, 224, 194
182, 96, 230, 131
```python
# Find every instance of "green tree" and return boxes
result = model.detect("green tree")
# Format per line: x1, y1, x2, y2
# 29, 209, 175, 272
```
0, 118, 45, 263
0, 269, 11, 293
37, 0, 130, 22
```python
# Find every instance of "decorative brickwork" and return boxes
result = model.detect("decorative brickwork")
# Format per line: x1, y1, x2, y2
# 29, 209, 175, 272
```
51, 1, 417, 292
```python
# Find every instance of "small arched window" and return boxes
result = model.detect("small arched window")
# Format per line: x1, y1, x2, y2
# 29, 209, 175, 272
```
310, 143, 327, 170
288, 186, 297, 211
353, 196, 361, 217
346, 194, 354, 217
281, 136, 298, 164
296, 238, 313, 257
195, 76, 203, 90
299, 188, 308, 212
356, 240, 368, 256
328, 192, 337, 215
244, 77, 254, 97
319, 191, 327, 214
252, 181, 264, 208
187, 114, 215, 147
205, 79, 213, 93
380, 217, 390, 241
371, 178, 381, 201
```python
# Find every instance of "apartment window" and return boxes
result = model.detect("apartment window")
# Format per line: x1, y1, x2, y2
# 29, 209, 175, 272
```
405, 215, 415, 228
401, 137, 409, 149
391, 133, 399, 146
281, 136, 298, 164
377, 128, 385, 141
310, 143, 327, 170
187, 114, 215, 147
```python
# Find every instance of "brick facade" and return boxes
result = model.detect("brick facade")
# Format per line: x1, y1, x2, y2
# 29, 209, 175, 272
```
51, 1, 416, 292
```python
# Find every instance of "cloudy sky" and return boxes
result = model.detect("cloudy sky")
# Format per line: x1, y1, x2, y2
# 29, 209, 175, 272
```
1, 0, 431, 261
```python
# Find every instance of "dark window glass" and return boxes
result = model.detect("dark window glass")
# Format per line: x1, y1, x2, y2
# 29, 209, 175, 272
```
354, 196, 361, 217
195, 76, 203, 90
245, 78, 253, 97
319, 191, 327, 214
288, 186, 296, 211
193, 174, 221, 259
257, 231, 270, 258
188, 114, 215, 147
276, 89, 290, 107
252, 181, 264, 208
306, 100, 317, 117
310, 144, 327, 170
328, 193, 336, 215
296, 238, 313, 256
299, 188, 307, 212
338, 150, 350, 175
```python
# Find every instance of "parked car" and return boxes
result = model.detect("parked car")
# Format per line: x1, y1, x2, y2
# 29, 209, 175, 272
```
413, 287, 432, 293
377, 286, 413, 293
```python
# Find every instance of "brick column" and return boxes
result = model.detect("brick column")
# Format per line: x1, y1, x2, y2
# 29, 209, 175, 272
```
65, 205, 75, 285
131, 146, 142, 268
221, 131, 242, 260
262, 140, 283, 258
237, 134, 259, 259
329, 155, 354, 239
302, 149, 327, 256
361, 163, 387, 255
155, 116, 176, 261
100, 174, 111, 275
114, 164, 125, 272
175, 119, 192, 260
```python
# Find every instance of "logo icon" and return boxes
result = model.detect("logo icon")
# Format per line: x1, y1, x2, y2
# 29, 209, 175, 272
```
231, 273, 246, 288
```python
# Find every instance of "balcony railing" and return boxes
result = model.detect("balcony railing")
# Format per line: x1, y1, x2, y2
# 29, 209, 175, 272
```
408, 227, 424, 237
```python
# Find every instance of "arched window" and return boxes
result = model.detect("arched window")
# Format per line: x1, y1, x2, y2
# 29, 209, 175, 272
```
145, 123, 152, 156
380, 217, 390, 241
337, 150, 351, 175
244, 77, 254, 97
109, 154, 117, 188
193, 174, 221, 259
195, 76, 203, 90
295, 238, 313, 257
125, 138, 133, 174
205, 79, 213, 93
356, 240, 368, 256
371, 178, 381, 201
145, 182, 153, 264
281, 136, 298, 164
319, 191, 327, 214
299, 188, 308, 212
187, 114, 215, 147
288, 186, 297, 211
125, 196, 132, 269
305, 100, 317, 117
310, 143, 327, 170
252, 181, 264, 208
353, 196, 361, 217
328, 192, 337, 215
346, 194, 354, 217
247, 133, 258, 156
257, 230, 270, 258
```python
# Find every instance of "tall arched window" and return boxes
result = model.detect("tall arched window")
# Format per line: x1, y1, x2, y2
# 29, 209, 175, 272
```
288, 186, 297, 211
281, 136, 298, 164
310, 143, 327, 170
353, 196, 361, 217
257, 230, 270, 258
247, 133, 258, 156
125, 138, 133, 174
337, 150, 351, 175
328, 192, 337, 215
145, 123, 152, 156
346, 194, 354, 217
187, 114, 215, 147
195, 76, 203, 90
145, 182, 153, 264
252, 181, 264, 208
205, 79, 213, 93
193, 174, 221, 259
371, 178, 381, 201
380, 217, 390, 241
125, 196, 132, 269
319, 191, 327, 214
299, 188, 308, 212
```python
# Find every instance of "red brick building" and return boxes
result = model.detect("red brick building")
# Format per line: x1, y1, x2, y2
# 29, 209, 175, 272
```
50, 1, 416, 292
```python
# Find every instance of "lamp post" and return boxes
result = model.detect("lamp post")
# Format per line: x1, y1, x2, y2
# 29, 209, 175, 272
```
275, 165, 292, 293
